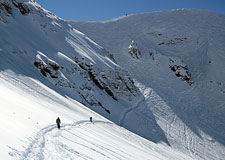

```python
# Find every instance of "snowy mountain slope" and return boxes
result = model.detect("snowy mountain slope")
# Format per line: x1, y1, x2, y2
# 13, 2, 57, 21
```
0, 0, 194, 159
10, 120, 192, 160
0, 72, 192, 160
0, 0, 172, 149
0, 0, 142, 128
70, 10, 225, 159
0, 69, 104, 159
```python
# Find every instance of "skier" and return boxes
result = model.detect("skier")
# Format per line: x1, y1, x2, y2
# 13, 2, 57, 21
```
56, 117, 61, 129
90, 117, 92, 122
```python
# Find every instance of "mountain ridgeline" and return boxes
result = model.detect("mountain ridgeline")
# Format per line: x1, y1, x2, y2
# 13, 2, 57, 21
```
0, 0, 141, 116
70, 9, 225, 160
1, 0, 225, 159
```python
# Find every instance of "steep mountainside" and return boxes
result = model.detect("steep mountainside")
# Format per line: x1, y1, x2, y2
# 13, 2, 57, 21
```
0, 0, 143, 123
0, 0, 195, 159
70, 10, 225, 160
1, 0, 225, 159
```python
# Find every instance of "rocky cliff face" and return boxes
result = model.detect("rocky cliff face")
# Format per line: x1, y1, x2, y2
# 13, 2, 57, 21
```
0, 0, 141, 120
33, 51, 140, 114
0, 1, 13, 23
128, 40, 141, 59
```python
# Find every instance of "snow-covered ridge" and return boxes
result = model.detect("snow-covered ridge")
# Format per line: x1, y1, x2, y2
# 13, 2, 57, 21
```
1, 0, 225, 159
70, 9, 225, 160
0, 0, 141, 115
0, 1, 171, 159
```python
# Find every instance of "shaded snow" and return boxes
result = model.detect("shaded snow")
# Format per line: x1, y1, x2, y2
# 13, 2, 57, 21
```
70, 9, 225, 160
0, 0, 194, 160
1, 0, 225, 159
0, 72, 191, 160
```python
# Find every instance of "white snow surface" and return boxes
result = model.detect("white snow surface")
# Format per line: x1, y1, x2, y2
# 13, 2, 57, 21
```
0, 0, 194, 160
70, 9, 225, 160
0, 74, 191, 160
1, 0, 225, 159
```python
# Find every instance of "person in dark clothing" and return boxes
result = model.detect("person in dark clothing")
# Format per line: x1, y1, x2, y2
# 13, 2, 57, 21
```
56, 117, 61, 129
90, 117, 92, 122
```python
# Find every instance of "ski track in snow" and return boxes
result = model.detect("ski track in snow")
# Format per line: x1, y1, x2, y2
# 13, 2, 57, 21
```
14, 120, 146, 160
1, 2, 225, 159
119, 97, 145, 125
17, 120, 97, 160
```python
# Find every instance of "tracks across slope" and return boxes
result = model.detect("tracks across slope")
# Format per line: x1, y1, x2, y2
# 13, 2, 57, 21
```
11, 120, 192, 160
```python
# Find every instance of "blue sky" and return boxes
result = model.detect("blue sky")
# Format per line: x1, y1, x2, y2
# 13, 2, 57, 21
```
35, 0, 225, 21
